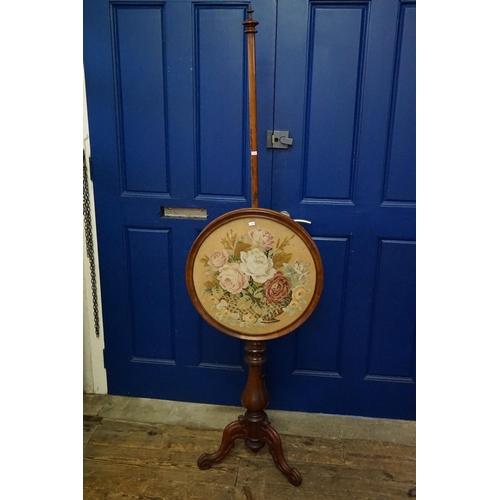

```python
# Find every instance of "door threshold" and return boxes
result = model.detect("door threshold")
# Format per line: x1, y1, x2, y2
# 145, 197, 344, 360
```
83, 393, 415, 445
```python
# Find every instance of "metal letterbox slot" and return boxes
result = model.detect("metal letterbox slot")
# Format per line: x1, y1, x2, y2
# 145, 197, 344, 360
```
161, 207, 208, 220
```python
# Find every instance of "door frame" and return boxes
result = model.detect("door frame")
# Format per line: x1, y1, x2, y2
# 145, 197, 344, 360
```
83, 72, 107, 394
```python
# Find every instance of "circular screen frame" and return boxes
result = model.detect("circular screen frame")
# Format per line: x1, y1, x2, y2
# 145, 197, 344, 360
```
186, 208, 324, 341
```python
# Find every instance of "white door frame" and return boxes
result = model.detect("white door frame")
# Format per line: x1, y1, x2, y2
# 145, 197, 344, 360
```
83, 70, 107, 394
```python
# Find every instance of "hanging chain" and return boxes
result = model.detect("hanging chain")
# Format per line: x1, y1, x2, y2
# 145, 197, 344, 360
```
83, 149, 100, 338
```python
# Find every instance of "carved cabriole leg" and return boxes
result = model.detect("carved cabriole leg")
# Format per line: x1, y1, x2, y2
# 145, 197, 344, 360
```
197, 340, 302, 486
197, 416, 248, 470
261, 418, 302, 486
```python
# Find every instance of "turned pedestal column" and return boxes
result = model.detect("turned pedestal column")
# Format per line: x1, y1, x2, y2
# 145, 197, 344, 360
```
197, 341, 302, 486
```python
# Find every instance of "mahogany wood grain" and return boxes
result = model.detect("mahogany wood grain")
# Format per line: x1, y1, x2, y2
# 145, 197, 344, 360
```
243, 5, 259, 208
197, 341, 302, 486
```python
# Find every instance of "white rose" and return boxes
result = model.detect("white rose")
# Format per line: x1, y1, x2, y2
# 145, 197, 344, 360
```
239, 248, 276, 283
294, 260, 305, 274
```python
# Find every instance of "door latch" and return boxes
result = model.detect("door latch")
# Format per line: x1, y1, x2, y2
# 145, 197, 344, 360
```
266, 130, 294, 149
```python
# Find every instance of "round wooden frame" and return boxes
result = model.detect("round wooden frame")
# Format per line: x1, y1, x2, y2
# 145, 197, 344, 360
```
186, 208, 324, 341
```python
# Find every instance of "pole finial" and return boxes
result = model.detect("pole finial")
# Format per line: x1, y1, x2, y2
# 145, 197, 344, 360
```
243, 4, 258, 33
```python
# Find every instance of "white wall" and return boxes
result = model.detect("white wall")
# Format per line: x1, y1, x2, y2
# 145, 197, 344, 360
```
83, 70, 107, 394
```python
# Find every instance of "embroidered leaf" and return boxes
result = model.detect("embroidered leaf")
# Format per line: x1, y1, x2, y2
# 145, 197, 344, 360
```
276, 234, 295, 251
200, 256, 210, 267
220, 230, 238, 251
234, 242, 252, 260
273, 252, 293, 268
204, 278, 219, 289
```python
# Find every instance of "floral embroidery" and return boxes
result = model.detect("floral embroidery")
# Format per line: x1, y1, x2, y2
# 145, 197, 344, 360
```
248, 227, 274, 250
200, 227, 311, 328
263, 271, 290, 302
207, 249, 229, 270
240, 248, 276, 283
217, 263, 250, 294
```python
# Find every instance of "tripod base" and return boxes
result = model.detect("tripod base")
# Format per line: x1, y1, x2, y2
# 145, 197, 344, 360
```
198, 411, 301, 486
197, 342, 302, 486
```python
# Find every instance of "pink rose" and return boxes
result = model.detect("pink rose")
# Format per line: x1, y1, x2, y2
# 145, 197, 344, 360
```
217, 263, 250, 294
208, 249, 229, 269
248, 227, 274, 251
263, 271, 291, 303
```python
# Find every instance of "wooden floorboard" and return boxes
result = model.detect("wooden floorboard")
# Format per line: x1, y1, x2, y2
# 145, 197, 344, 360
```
83, 415, 103, 449
83, 417, 416, 499
84, 461, 237, 500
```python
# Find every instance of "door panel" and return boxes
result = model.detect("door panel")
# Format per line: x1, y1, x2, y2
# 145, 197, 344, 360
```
366, 239, 416, 380
84, 0, 415, 419
383, 2, 416, 203
113, 5, 170, 194
303, 3, 367, 202
269, 0, 416, 419
125, 227, 175, 361
195, 6, 248, 198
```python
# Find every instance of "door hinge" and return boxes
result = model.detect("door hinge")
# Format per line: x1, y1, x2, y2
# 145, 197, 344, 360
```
102, 348, 107, 368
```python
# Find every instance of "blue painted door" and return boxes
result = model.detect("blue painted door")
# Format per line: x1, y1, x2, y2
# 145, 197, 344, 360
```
268, 0, 416, 419
84, 0, 415, 419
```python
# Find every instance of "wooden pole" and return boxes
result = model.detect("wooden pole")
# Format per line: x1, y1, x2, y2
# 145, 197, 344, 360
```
243, 5, 259, 208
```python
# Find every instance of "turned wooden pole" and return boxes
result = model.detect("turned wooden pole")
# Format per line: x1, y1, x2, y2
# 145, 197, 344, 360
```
242, 5, 259, 208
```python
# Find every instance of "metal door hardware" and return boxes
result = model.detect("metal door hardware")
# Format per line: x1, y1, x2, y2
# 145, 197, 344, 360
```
280, 211, 312, 225
266, 130, 294, 149
161, 207, 208, 220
